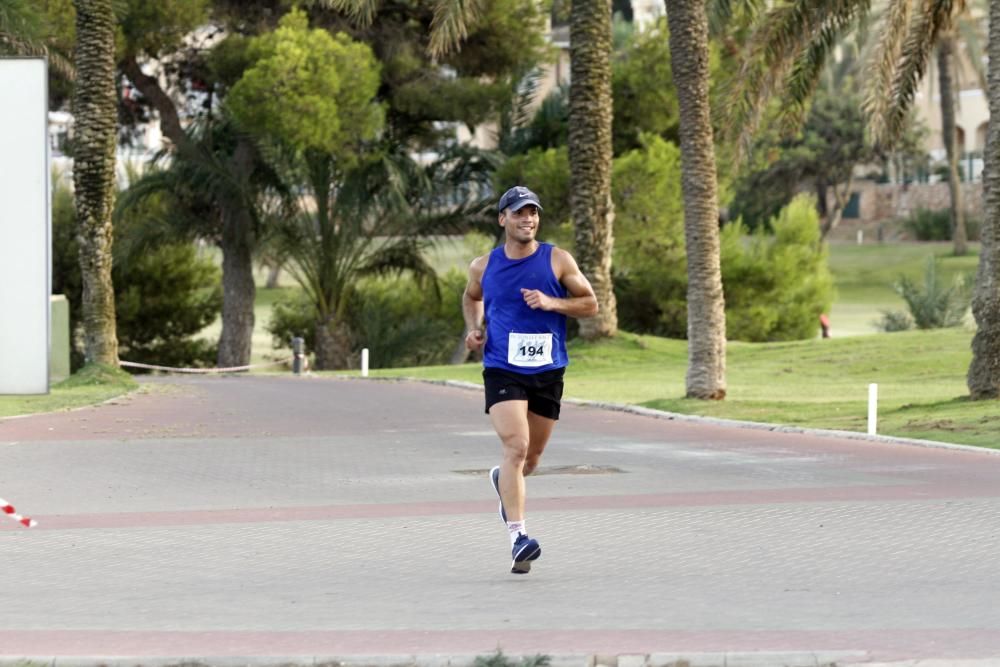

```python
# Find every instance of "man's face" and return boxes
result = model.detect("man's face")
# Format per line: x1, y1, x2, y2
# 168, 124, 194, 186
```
500, 205, 540, 243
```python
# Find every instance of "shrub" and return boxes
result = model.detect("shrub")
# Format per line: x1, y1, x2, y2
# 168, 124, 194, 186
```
893, 256, 970, 329
875, 310, 914, 332
51, 180, 222, 371
902, 208, 951, 241
51, 177, 85, 370
113, 243, 221, 369
611, 134, 687, 338
268, 269, 467, 369
474, 651, 550, 667
268, 291, 318, 353
901, 208, 980, 242
722, 195, 836, 341
345, 269, 466, 368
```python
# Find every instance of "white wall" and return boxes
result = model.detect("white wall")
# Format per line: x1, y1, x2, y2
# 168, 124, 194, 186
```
0, 58, 50, 394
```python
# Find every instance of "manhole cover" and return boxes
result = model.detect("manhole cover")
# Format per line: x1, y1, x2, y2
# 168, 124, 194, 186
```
454, 464, 624, 476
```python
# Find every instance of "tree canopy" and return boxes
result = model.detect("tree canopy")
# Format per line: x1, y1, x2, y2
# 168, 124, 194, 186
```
227, 9, 383, 160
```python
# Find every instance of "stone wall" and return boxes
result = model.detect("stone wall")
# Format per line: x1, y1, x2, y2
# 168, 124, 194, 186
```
844, 180, 983, 224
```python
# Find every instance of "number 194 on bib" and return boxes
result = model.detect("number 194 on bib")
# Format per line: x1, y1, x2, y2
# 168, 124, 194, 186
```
508, 332, 554, 368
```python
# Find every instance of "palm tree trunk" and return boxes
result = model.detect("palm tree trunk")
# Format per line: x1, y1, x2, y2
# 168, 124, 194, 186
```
967, 0, 1000, 399
666, 0, 726, 400
937, 32, 968, 256
217, 138, 257, 368
569, 0, 618, 340
72, 0, 119, 366
314, 314, 352, 370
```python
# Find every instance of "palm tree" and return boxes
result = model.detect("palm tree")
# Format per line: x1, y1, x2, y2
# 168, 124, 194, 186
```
569, 0, 618, 340
967, 0, 1000, 398
729, 0, 974, 256
72, 0, 118, 366
272, 146, 493, 368
0, 0, 74, 78
666, 0, 727, 400
936, 30, 968, 255
867, 3, 973, 256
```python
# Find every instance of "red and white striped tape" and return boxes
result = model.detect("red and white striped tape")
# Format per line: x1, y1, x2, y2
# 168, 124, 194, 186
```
1, 497, 37, 528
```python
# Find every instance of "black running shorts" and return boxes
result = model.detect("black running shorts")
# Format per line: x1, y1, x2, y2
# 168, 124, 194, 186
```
483, 367, 566, 420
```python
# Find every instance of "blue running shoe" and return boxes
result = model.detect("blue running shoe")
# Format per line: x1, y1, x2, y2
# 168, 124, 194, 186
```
489, 465, 507, 523
510, 534, 541, 574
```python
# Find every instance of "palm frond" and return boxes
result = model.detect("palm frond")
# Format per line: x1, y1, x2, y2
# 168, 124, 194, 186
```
864, 0, 914, 143
707, 0, 766, 36
357, 237, 437, 283
356, 237, 443, 303
875, 0, 956, 147
781, 8, 865, 133
956, 11, 987, 91
0, 33, 75, 80
727, 0, 871, 158
0, 0, 43, 42
271, 211, 331, 314
429, 0, 485, 57
305, 0, 380, 26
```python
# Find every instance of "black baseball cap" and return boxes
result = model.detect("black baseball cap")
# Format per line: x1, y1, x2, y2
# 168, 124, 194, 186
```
498, 186, 543, 213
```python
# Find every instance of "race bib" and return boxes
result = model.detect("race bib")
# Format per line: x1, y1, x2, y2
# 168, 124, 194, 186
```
508, 332, 553, 368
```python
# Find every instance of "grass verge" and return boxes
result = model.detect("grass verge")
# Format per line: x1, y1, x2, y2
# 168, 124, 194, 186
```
0, 364, 138, 419
826, 241, 979, 335
372, 327, 1000, 449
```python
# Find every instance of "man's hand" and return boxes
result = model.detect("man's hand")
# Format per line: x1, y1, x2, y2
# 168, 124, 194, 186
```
465, 327, 485, 351
521, 288, 553, 311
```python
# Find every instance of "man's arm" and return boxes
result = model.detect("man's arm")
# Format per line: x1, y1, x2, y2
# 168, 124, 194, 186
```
463, 255, 488, 351
520, 247, 599, 318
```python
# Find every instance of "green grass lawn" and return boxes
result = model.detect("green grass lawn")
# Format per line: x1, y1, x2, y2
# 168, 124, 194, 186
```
0, 364, 137, 419
826, 241, 979, 335
372, 327, 997, 448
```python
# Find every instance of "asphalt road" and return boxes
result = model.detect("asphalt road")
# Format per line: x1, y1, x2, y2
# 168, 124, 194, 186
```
1, 374, 998, 666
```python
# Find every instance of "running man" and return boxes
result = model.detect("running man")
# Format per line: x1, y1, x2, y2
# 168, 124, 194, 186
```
462, 185, 599, 574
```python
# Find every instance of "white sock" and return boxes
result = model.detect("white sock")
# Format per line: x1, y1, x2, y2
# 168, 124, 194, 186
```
507, 520, 526, 546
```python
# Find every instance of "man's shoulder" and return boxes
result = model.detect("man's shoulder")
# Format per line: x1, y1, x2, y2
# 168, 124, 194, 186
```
468, 252, 491, 277
548, 244, 569, 259
548, 245, 579, 272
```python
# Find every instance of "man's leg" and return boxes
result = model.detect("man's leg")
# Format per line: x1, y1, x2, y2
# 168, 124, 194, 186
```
488, 399, 530, 521
523, 411, 556, 476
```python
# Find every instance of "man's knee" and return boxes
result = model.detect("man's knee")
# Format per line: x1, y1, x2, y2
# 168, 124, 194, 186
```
501, 434, 529, 462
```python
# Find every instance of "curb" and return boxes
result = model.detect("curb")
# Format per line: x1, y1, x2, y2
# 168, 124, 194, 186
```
0, 651, 876, 667
384, 376, 1000, 457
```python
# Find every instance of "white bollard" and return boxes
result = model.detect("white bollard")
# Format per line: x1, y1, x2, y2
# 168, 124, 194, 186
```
857, 229, 864, 245
361, 348, 369, 377
868, 383, 878, 435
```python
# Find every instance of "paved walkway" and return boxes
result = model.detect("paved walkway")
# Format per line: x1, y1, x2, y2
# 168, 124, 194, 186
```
1, 375, 999, 666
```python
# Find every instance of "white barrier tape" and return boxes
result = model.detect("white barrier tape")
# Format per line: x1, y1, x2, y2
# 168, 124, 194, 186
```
119, 357, 293, 374
1, 497, 36, 528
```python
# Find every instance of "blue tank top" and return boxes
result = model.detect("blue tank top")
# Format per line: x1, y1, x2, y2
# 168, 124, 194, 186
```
482, 242, 568, 374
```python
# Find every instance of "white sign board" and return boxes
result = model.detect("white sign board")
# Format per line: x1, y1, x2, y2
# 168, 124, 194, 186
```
0, 58, 50, 394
